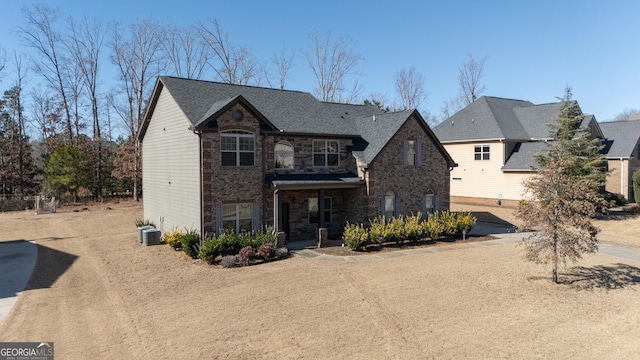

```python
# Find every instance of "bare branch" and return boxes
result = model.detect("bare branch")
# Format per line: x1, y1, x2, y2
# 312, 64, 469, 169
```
458, 54, 487, 105
395, 66, 427, 110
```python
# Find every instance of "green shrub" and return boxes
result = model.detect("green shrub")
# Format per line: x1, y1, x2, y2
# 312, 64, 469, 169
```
180, 229, 200, 258
135, 218, 155, 227
163, 229, 183, 250
238, 246, 254, 266
198, 236, 222, 264
217, 230, 241, 256
404, 213, 424, 243
368, 217, 386, 246
343, 222, 370, 251
386, 216, 406, 243
221, 255, 237, 268
423, 212, 443, 240
455, 212, 477, 234
439, 211, 459, 237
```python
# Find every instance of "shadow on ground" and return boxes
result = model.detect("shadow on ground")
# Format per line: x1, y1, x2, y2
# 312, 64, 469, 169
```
560, 263, 640, 290
24, 243, 78, 291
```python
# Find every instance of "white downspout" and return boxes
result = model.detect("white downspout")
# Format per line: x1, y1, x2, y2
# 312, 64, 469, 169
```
621, 158, 625, 197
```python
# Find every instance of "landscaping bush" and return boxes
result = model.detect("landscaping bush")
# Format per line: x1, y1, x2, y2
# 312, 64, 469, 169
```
198, 236, 222, 264
404, 213, 424, 242
456, 212, 477, 234
342, 210, 477, 251
343, 222, 370, 251
180, 229, 200, 259
221, 255, 237, 268
217, 230, 242, 256
257, 242, 277, 261
368, 217, 386, 247
423, 212, 444, 240
163, 229, 183, 250
135, 218, 155, 227
237, 246, 254, 266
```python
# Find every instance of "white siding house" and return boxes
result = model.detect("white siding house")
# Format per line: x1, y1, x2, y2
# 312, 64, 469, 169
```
141, 86, 201, 233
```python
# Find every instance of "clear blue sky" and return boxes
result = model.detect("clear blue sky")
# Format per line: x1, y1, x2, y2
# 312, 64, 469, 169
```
1, 0, 639, 123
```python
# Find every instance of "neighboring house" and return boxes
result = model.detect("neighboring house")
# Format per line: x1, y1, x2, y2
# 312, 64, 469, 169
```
138, 76, 455, 242
432, 96, 602, 207
600, 120, 640, 201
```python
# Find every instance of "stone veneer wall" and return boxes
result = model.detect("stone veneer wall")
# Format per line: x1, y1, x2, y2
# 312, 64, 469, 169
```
366, 115, 451, 218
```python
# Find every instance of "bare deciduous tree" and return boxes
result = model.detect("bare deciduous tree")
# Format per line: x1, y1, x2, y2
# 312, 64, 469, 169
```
458, 54, 487, 105
303, 31, 363, 102
109, 19, 164, 200
268, 47, 294, 90
68, 15, 108, 198
20, 4, 74, 142
613, 108, 640, 121
395, 66, 427, 110
161, 23, 210, 79
198, 19, 260, 85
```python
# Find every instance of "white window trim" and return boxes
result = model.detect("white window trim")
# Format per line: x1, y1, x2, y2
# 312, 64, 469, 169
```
221, 131, 255, 167
222, 203, 253, 233
474, 144, 490, 161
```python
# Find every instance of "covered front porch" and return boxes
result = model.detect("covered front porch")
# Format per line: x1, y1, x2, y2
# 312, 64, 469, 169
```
268, 173, 367, 243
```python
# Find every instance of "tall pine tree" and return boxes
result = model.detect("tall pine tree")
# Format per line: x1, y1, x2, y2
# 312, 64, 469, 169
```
516, 88, 607, 283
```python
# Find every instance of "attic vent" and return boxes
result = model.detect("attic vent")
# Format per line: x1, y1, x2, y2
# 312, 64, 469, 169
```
232, 110, 244, 121
451, 120, 454, 126
471, 118, 475, 123
373, 115, 376, 122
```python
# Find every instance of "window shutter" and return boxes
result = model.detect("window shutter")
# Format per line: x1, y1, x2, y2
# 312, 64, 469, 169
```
421, 195, 427, 219
416, 141, 422, 167
252, 201, 260, 231
395, 197, 401, 217
434, 195, 440, 212
215, 203, 223, 235
403, 141, 408, 166
380, 198, 385, 217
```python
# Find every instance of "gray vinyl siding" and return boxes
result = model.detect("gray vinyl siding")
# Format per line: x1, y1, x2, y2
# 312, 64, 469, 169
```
142, 87, 201, 234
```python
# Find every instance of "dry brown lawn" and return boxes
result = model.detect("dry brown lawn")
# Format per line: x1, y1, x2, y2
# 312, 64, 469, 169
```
1, 201, 640, 359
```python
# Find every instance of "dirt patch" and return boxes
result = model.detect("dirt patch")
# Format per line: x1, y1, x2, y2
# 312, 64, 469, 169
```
2, 204, 640, 358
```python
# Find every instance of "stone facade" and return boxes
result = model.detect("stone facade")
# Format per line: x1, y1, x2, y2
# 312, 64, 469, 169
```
200, 106, 451, 241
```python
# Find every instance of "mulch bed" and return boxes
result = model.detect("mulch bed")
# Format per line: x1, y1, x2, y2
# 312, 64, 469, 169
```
313, 235, 497, 256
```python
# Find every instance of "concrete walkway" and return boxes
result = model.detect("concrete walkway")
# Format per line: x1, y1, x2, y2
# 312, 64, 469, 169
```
0, 240, 38, 325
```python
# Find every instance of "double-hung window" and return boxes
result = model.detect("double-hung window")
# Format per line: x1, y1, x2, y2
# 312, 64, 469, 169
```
222, 203, 253, 233
221, 131, 254, 167
474, 144, 490, 160
313, 140, 339, 167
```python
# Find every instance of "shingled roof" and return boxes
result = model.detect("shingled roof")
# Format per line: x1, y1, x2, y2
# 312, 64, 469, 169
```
432, 96, 592, 142
139, 76, 455, 167
599, 120, 640, 158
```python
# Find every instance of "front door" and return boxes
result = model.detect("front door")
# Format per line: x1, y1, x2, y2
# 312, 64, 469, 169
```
281, 202, 290, 241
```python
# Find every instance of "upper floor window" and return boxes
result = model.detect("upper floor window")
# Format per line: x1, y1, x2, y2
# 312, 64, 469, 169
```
274, 141, 294, 169
221, 131, 254, 167
474, 144, 490, 161
313, 140, 339, 167
404, 140, 421, 166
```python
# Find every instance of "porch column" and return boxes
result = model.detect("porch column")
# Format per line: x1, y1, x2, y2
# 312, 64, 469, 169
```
318, 188, 325, 227
273, 188, 281, 232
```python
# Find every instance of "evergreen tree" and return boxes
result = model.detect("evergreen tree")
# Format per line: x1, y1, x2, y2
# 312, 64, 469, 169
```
516, 88, 608, 283
44, 144, 90, 202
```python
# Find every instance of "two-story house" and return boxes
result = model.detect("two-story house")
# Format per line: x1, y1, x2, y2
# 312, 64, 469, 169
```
600, 120, 640, 201
138, 76, 456, 242
432, 96, 602, 207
